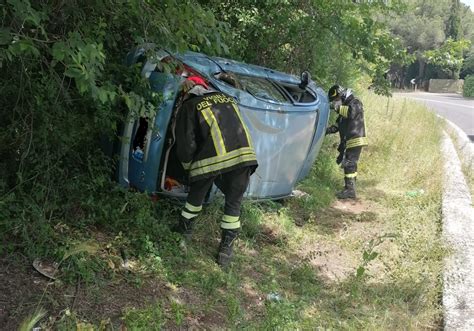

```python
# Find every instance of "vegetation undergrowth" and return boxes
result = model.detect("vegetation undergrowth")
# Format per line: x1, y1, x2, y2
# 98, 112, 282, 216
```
463, 75, 474, 97
0, 1, 450, 329
2, 92, 445, 330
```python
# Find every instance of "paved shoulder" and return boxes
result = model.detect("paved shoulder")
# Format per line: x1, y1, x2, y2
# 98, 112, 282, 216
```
394, 92, 474, 140
441, 131, 474, 330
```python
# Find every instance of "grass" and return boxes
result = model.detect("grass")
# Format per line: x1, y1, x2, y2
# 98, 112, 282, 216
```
8, 91, 446, 330
444, 122, 474, 203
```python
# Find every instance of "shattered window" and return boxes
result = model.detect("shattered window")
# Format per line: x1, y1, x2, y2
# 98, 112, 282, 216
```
235, 75, 289, 103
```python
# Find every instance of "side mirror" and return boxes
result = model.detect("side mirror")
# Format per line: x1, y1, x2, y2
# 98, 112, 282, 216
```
299, 71, 310, 89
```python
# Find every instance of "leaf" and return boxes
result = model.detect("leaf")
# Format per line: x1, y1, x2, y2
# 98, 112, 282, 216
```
356, 266, 365, 278
62, 241, 99, 261
363, 250, 370, 261
0, 28, 12, 46
368, 252, 379, 261
64, 66, 83, 79
52, 42, 67, 61
123, 94, 133, 110
9, 39, 40, 57
98, 89, 108, 104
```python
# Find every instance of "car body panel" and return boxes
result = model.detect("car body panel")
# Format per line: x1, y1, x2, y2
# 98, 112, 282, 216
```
118, 46, 330, 200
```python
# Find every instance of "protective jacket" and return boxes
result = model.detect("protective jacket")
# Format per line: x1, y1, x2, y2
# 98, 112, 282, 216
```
176, 91, 258, 182
335, 94, 368, 151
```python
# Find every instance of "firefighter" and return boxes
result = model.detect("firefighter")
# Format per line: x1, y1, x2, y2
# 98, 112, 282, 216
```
173, 75, 258, 268
325, 85, 367, 199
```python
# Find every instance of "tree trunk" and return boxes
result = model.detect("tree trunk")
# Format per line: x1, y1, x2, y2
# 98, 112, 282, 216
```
418, 58, 425, 81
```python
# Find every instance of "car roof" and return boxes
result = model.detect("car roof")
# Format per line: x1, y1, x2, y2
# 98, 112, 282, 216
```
177, 51, 301, 85
127, 46, 324, 110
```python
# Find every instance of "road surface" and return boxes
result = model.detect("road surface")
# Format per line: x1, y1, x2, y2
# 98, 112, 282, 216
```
395, 92, 474, 141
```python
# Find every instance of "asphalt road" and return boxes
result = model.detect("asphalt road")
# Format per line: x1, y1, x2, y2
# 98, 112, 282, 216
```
395, 92, 474, 141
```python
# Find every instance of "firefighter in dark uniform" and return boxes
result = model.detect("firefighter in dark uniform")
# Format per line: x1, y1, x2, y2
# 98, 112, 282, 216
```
174, 75, 258, 268
326, 85, 367, 199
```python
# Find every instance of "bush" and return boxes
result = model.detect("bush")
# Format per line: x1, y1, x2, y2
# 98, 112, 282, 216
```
0, 1, 227, 261
464, 75, 474, 97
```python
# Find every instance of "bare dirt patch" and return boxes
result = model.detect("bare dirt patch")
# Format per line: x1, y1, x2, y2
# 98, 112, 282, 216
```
332, 199, 370, 215
0, 253, 225, 330
299, 241, 358, 283
0, 254, 49, 330
294, 199, 385, 283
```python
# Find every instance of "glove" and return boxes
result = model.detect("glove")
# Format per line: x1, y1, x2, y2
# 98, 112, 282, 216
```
336, 142, 345, 165
325, 125, 339, 135
337, 142, 346, 153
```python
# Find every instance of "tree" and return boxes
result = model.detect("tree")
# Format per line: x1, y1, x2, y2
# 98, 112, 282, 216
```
201, 0, 409, 94
446, 0, 461, 41
460, 1, 474, 78
386, 0, 474, 85
387, 0, 450, 83
424, 38, 471, 79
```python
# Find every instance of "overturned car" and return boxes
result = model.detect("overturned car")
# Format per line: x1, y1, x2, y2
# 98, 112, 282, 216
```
116, 46, 330, 201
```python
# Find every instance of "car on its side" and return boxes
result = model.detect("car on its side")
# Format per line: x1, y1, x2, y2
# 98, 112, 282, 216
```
116, 45, 330, 201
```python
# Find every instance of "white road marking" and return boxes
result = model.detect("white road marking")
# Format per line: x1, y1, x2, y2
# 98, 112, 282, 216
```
397, 96, 474, 109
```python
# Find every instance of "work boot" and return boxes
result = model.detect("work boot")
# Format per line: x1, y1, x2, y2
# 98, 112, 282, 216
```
172, 216, 194, 240
216, 229, 239, 268
336, 177, 356, 199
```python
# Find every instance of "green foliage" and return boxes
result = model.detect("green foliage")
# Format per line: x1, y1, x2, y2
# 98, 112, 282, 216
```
387, 0, 474, 84
5, 91, 446, 330
424, 38, 471, 78
446, 0, 462, 40
18, 309, 47, 331
0, 0, 227, 262
463, 75, 474, 97
202, 0, 409, 93
461, 49, 474, 78
0, 2, 448, 328
123, 304, 165, 330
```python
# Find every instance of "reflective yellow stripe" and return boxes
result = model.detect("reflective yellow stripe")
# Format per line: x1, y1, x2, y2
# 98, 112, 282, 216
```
346, 137, 368, 148
190, 153, 256, 177
339, 105, 349, 118
345, 172, 357, 178
181, 210, 198, 219
221, 215, 240, 230
222, 214, 239, 223
201, 107, 226, 156
182, 162, 192, 170
190, 147, 255, 171
185, 202, 202, 212
231, 103, 253, 148
364, 117, 368, 136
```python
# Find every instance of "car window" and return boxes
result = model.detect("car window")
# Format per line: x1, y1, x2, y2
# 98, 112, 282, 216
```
278, 83, 317, 104
235, 75, 289, 103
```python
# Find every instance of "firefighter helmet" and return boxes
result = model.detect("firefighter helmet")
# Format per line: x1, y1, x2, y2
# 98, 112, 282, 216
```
328, 84, 344, 102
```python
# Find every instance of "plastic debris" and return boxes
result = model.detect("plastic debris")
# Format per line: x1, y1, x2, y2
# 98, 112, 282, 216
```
32, 258, 59, 280
406, 189, 425, 197
132, 147, 144, 162
266, 292, 282, 302
292, 189, 309, 198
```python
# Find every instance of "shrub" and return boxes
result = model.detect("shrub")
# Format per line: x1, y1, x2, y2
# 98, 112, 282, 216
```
464, 75, 474, 97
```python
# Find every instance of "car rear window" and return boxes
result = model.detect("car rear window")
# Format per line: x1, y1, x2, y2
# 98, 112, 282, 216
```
232, 75, 288, 103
